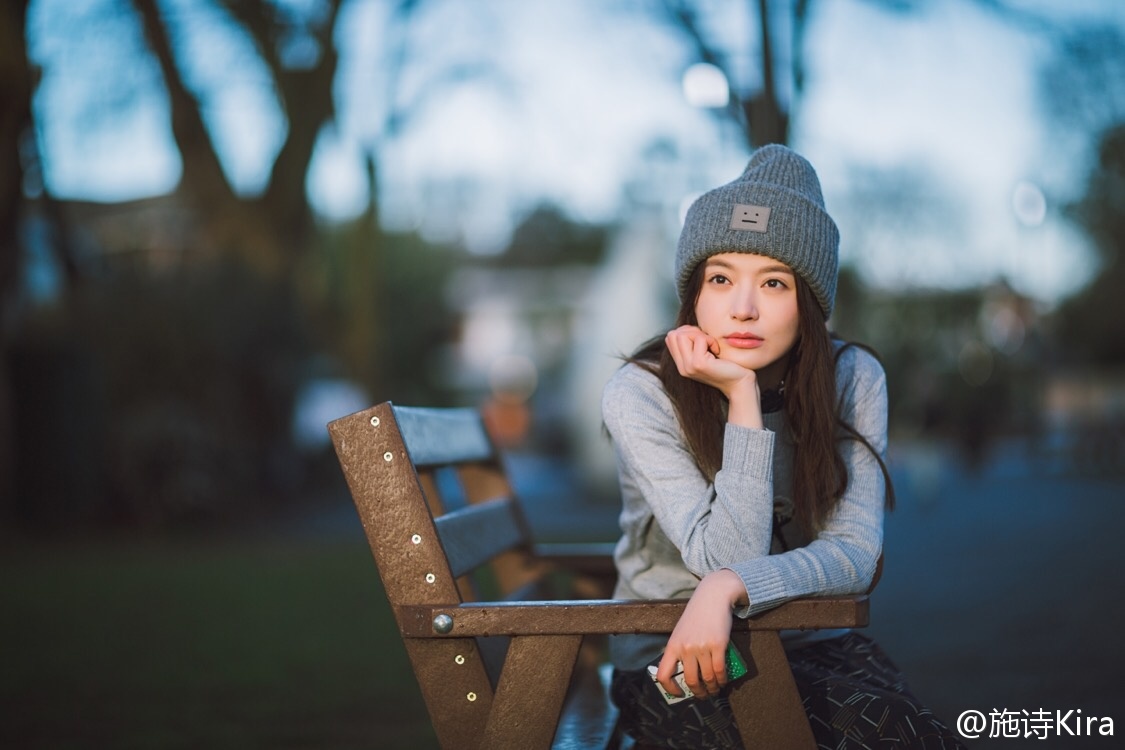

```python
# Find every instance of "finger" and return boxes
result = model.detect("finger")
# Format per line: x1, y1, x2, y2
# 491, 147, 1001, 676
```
666, 325, 698, 345
665, 335, 690, 377
681, 654, 710, 698
713, 645, 729, 688
680, 644, 728, 698
669, 330, 705, 377
704, 334, 721, 358
695, 657, 720, 698
656, 653, 684, 697
665, 329, 688, 358
676, 335, 710, 377
692, 332, 712, 360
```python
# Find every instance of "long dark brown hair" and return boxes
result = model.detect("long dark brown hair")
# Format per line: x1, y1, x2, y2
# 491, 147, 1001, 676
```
627, 262, 894, 536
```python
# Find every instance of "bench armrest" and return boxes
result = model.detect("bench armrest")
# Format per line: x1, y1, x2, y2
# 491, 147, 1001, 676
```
397, 594, 868, 638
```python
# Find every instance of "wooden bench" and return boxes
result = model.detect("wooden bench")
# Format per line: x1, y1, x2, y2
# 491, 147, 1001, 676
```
328, 401, 875, 750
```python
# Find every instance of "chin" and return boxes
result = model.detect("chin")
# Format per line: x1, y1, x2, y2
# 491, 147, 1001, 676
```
723, 352, 775, 371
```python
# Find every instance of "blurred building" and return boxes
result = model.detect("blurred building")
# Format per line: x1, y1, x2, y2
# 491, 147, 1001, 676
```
567, 203, 678, 493
441, 263, 596, 449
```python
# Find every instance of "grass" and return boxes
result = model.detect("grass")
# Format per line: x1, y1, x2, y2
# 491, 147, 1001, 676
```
1, 531, 438, 749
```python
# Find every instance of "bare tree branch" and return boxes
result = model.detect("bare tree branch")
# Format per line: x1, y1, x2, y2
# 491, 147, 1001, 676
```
130, 0, 237, 212
660, 0, 748, 133
213, 0, 343, 258
658, 0, 799, 147
128, 0, 353, 275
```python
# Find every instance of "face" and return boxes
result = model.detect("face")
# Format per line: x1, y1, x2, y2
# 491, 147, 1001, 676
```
692, 252, 800, 387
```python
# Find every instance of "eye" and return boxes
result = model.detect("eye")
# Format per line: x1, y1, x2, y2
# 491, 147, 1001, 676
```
763, 278, 788, 289
707, 273, 731, 285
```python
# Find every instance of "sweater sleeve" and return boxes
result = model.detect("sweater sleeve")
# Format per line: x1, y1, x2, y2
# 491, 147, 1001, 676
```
602, 364, 777, 577
727, 346, 887, 617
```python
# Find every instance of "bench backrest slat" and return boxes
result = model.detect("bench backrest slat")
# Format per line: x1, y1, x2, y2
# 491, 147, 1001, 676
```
388, 405, 543, 602
394, 405, 494, 467
434, 497, 529, 579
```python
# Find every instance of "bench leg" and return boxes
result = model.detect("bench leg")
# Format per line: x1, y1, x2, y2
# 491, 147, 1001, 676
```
728, 630, 817, 750
480, 634, 583, 750
405, 638, 495, 749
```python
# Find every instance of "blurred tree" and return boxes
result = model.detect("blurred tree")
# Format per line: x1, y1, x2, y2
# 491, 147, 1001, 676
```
0, 1, 32, 303
659, 0, 937, 148
1035, 22, 1125, 365
1053, 124, 1125, 366
1038, 23, 1125, 144
0, 0, 33, 514
492, 204, 608, 268
661, 0, 1122, 154
128, 0, 343, 277
305, 155, 460, 406
659, 0, 795, 147
125, 0, 491, 277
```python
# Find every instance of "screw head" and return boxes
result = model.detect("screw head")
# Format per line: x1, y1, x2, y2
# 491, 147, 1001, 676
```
432, 614, 454, 634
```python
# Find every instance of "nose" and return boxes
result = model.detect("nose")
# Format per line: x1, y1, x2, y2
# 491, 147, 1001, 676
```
730, 287, 758, 321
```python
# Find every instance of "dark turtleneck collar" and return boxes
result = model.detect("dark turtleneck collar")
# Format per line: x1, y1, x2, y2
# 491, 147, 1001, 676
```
761, 380, 785, 414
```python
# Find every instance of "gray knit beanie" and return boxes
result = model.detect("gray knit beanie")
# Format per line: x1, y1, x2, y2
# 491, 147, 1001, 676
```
674, 144, 839, 319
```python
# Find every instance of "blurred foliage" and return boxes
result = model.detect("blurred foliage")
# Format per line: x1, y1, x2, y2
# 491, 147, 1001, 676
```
834, 268, 1046, 468
9, 260, 314, 528
3, 183, 615, 531
304, 216, 461, 407
4, 213, 475, 530
488, 204, 608, 269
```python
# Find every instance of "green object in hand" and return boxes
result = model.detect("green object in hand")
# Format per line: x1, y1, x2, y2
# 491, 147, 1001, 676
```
647, 642, 752, 705
726, 642, 749, 681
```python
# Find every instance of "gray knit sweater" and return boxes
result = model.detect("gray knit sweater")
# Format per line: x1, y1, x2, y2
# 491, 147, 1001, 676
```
602, 342, 887, 670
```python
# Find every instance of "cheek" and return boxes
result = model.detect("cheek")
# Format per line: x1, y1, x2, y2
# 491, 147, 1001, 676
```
693, 294, 722, 332
777, 302, 800, 343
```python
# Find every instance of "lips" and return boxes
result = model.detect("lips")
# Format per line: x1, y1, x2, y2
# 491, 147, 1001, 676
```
724, 333, 764, 349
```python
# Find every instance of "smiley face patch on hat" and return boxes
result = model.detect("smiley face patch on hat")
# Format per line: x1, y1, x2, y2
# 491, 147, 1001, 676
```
730, 204, 771, 232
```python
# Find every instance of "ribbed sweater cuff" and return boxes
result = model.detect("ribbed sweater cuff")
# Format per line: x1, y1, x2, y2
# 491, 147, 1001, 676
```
722, 423, 775, 480
729, 558, 791, 618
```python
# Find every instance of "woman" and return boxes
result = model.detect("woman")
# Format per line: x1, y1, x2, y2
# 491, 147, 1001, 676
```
602, 145, 963, 748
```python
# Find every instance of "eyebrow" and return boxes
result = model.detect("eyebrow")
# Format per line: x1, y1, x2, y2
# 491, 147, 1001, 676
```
704, 259, 794, 276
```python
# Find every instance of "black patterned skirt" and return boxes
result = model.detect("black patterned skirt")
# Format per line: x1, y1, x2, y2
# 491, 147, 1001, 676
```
609, 632, 965, 749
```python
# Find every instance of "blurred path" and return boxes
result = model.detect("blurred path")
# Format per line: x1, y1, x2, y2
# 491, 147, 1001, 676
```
871, 439, 1125, 748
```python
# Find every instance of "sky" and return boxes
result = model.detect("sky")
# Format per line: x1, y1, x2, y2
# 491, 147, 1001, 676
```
25, 0, 1125, 305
